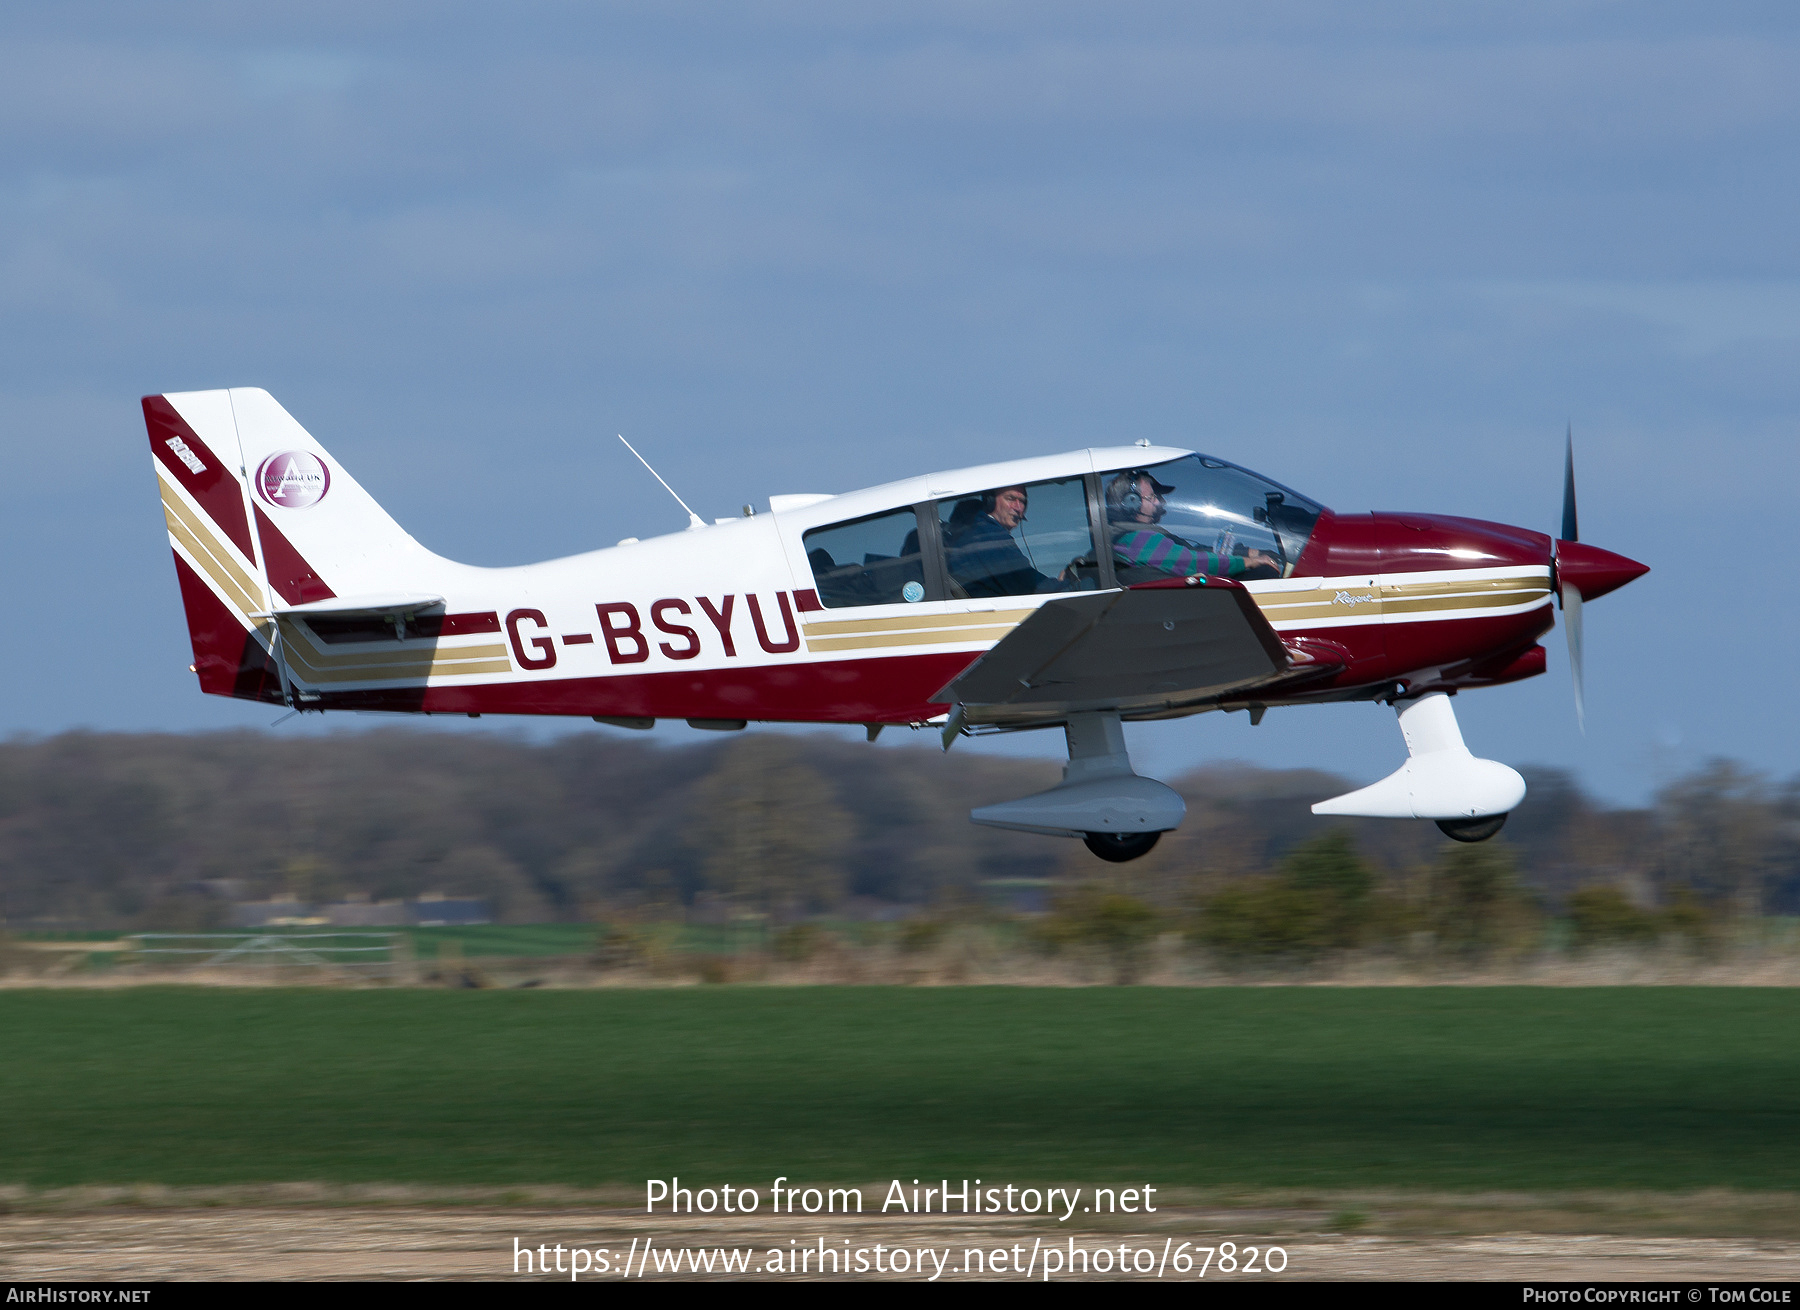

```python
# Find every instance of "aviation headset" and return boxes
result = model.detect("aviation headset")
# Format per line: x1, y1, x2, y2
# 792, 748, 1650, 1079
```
1109, 470, 1149, 518
1109, 469, 1176, 518
1118, 478, 1143, 517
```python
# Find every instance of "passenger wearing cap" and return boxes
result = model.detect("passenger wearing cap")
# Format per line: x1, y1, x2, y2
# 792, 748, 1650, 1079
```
1104, 470, 1281, 581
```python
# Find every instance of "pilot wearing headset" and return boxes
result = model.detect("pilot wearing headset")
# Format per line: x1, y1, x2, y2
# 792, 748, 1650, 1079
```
1105, 470, 1281, 581
945, 484, 1066, 598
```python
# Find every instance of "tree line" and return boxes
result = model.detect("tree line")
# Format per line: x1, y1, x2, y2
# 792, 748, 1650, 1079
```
0, 728, 1793, 932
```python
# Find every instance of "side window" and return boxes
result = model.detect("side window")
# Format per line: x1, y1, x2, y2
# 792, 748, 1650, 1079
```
939, 477, 1101, 599
803, 507, 930, 609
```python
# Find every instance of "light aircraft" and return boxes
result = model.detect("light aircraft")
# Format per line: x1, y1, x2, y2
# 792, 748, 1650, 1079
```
144, 389, 1647, 862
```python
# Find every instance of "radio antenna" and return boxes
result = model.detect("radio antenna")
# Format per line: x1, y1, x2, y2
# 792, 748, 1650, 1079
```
617, 434, 705, 531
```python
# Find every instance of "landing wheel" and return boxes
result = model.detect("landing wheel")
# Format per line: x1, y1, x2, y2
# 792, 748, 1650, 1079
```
1083, 831, 1162, 863
1436, 815, 1507, 843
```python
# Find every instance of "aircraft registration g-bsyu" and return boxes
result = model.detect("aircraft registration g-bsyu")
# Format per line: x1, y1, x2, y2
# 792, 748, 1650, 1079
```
145, 389, 1647, 862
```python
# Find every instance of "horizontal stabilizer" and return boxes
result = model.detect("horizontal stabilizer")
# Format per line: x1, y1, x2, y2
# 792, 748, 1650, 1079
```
261, 593, 446, 618
932, 583, 1287, 717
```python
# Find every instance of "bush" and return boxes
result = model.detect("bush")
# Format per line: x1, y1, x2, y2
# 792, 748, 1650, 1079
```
591, 923, 651, 969
591, 921, 683, 971
1192, 876, 1326, 961
1567, 886, 1658, 951
1564, 884, 1720, 956
1428, 842, 1540, 961
693, 954, 735, 984
1282, 830, 1375, 949
771, 923, 825, 962
895, 918, 946, 955
1038, 885, 1161, 982
1191, 830, 1389, 963
1661, 885, 1719, 955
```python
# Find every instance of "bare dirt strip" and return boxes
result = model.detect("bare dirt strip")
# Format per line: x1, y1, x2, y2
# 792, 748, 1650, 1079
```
3, 1207, 1797, 1282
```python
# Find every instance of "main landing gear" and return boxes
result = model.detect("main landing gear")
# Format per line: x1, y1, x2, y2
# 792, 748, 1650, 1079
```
968, 711, 1183, 863
965, 691, 1520, 861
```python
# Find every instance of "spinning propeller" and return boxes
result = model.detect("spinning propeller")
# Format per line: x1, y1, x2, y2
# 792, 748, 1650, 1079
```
1558, 428, 1585, 731
1551, 427, 1649, 733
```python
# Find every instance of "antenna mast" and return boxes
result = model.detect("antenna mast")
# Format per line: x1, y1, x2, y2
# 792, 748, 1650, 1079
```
617, 434, 705, 531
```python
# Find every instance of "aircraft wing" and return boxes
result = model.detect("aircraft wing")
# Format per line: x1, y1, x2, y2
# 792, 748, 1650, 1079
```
931, 580, 1290, 722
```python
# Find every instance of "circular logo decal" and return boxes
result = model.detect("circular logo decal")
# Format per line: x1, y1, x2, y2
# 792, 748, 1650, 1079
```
256, 451, 331, 509
901, 580, 925, 603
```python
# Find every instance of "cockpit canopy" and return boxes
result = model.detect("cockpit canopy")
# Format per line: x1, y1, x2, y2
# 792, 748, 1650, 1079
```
801, 452, 1324, 609
1101, 455, 1323, 586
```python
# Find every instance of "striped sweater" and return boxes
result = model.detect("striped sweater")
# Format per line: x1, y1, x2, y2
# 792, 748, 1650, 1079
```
1111, 527, 1255, 579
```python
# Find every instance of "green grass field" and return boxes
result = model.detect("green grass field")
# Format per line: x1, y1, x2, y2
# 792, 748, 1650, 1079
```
3, 988, 1797, 1192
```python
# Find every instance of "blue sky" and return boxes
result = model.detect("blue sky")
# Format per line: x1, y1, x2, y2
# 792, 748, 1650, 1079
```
4, 3, 1796, 805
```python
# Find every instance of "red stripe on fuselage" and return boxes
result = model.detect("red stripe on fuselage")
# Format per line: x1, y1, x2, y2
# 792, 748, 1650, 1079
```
275, 593, 1553, 724
440, 611, 501, 635
313, 650, 984, 723
290, 603, 1544, 722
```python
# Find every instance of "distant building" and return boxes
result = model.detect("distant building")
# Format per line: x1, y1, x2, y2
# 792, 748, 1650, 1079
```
229, 891, 489, 927
409, 892, 489, 926
230, 896, 327, 927
323, 897, 409, 927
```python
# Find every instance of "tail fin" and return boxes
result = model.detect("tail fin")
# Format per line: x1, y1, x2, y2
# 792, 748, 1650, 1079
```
145, 387, 439, 704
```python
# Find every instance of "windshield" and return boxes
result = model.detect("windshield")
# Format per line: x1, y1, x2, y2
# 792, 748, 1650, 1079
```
1099, 455, 1324, 582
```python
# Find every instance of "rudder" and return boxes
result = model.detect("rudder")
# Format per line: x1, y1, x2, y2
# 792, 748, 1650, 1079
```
146, 391, 281, 702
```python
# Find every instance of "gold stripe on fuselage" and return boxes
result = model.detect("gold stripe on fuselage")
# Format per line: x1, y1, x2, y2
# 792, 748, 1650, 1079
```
277, 624, 510, 669
797, 575, 1551, 653
1379, 588, 1550, 617
275, 620, 513, 683
1379, 573, 1549, 597
1251, 573, 1550, 625
279, 648, 515, 683
800, 606, 1033, 654
800, 608, 1033, 636
805, 625, 1020, 653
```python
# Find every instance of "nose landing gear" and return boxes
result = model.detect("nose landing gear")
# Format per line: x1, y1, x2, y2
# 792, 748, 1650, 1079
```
1311, 691, 1524, 839
1436, 815, 1507, 843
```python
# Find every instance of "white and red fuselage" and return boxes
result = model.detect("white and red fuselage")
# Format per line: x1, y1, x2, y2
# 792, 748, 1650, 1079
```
147, 388, 1646, 737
